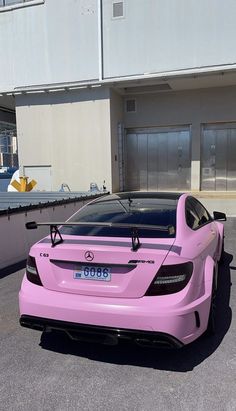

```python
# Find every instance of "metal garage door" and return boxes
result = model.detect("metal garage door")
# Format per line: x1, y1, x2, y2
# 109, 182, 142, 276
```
124, 126, 191, 191
201, 124, 236, 191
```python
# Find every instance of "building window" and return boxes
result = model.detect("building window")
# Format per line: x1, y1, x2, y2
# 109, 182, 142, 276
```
112, 1, 124, 18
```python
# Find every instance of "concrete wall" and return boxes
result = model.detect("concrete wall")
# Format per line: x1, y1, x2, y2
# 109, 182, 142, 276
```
124, 85, 236, 191
0, 0, 99, 91
15, 88, 112, 191
1, 0, 236, 92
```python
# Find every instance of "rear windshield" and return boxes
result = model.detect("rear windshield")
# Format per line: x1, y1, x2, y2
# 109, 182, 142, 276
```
61, 198, 176, 238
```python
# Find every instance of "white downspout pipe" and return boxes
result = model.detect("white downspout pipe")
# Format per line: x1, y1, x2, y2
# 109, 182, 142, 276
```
98, 0, 103, 81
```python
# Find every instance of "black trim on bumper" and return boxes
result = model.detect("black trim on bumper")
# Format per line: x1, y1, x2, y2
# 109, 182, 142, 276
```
20, 315, 183, 348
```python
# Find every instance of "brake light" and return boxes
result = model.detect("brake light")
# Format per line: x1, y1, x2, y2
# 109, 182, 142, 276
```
145, 262, 193, 296
26, 255, 42, 286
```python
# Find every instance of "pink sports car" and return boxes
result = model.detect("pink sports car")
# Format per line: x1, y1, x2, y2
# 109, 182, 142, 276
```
19, 192, 226, 348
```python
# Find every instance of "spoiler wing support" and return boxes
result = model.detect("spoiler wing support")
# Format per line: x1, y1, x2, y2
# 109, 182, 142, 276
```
131, 228, 141, 252
25, 221, 174, 251
50, 225, 63, 247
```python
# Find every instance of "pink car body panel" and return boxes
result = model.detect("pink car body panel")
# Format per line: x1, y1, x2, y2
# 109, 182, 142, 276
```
19, 193, 224, 346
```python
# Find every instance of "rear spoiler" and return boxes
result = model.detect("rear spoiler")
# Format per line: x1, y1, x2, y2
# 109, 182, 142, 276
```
26, 221, 175, 251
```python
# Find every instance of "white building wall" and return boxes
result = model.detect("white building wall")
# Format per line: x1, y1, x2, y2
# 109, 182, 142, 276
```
103, 0, 236, 79
0, 0, 99, 91
15, 88, 112, 191
1, 0, 236, 92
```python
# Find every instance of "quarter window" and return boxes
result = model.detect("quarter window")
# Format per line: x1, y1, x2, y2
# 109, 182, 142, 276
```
186, 200, 200, 229
186, 197, 211, 230
190, 198, 211, 226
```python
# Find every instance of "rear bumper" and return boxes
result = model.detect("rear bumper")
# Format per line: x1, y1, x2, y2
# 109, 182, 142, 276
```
19, 274, 213, 346
20, 315, 183, 348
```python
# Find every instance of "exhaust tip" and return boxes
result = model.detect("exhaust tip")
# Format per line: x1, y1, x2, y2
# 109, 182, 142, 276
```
135, 338, 175, 349
20, 320, 44, 331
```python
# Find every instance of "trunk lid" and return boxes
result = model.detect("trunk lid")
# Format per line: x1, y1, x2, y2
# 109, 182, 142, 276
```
33, 235, 176, 298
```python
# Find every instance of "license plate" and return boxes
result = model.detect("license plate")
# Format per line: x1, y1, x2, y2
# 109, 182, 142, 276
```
74, 266, 111, 282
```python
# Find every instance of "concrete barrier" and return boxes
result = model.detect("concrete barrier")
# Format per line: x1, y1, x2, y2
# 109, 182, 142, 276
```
0, 197, 95, 270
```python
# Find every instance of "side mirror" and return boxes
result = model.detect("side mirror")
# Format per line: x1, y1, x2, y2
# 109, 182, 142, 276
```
213, 211, 227, 221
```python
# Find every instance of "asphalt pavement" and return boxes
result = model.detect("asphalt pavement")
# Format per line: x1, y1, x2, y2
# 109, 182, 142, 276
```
0, 218, 236, 411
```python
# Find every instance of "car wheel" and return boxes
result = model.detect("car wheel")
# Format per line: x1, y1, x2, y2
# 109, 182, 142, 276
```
206, 283, 217, 336
219, 239, 225, 264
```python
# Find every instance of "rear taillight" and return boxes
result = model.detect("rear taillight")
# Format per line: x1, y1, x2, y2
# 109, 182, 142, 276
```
26, 255, 42, 286
145, 262, 193, 296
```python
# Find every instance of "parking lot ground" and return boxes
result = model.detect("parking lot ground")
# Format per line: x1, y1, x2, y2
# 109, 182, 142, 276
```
0, 218, 236, 411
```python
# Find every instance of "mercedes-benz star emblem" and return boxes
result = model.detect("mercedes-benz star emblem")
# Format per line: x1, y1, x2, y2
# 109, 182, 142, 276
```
85, 251, 94, 261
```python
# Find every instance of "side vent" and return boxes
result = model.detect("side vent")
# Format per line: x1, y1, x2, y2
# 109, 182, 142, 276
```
113, 1, 124, 18
126, 99, 136, 113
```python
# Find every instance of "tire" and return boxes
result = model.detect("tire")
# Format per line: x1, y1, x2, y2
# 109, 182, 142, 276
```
206, 283, 217, 336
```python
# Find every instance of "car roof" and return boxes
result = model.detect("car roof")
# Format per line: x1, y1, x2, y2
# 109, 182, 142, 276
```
93, 192, 183, 206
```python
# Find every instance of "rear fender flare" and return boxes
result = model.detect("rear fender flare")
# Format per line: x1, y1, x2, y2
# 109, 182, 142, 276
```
204, 255, 216, 294
214, 222, 224, 260
201, 255, 216, 332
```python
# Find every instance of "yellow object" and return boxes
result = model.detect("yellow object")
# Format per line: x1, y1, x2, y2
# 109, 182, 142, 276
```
11, 176, 37, 192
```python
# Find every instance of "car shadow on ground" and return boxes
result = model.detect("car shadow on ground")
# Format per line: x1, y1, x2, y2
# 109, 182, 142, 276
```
40, 252, 233, 372
0, 260, 26, 280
